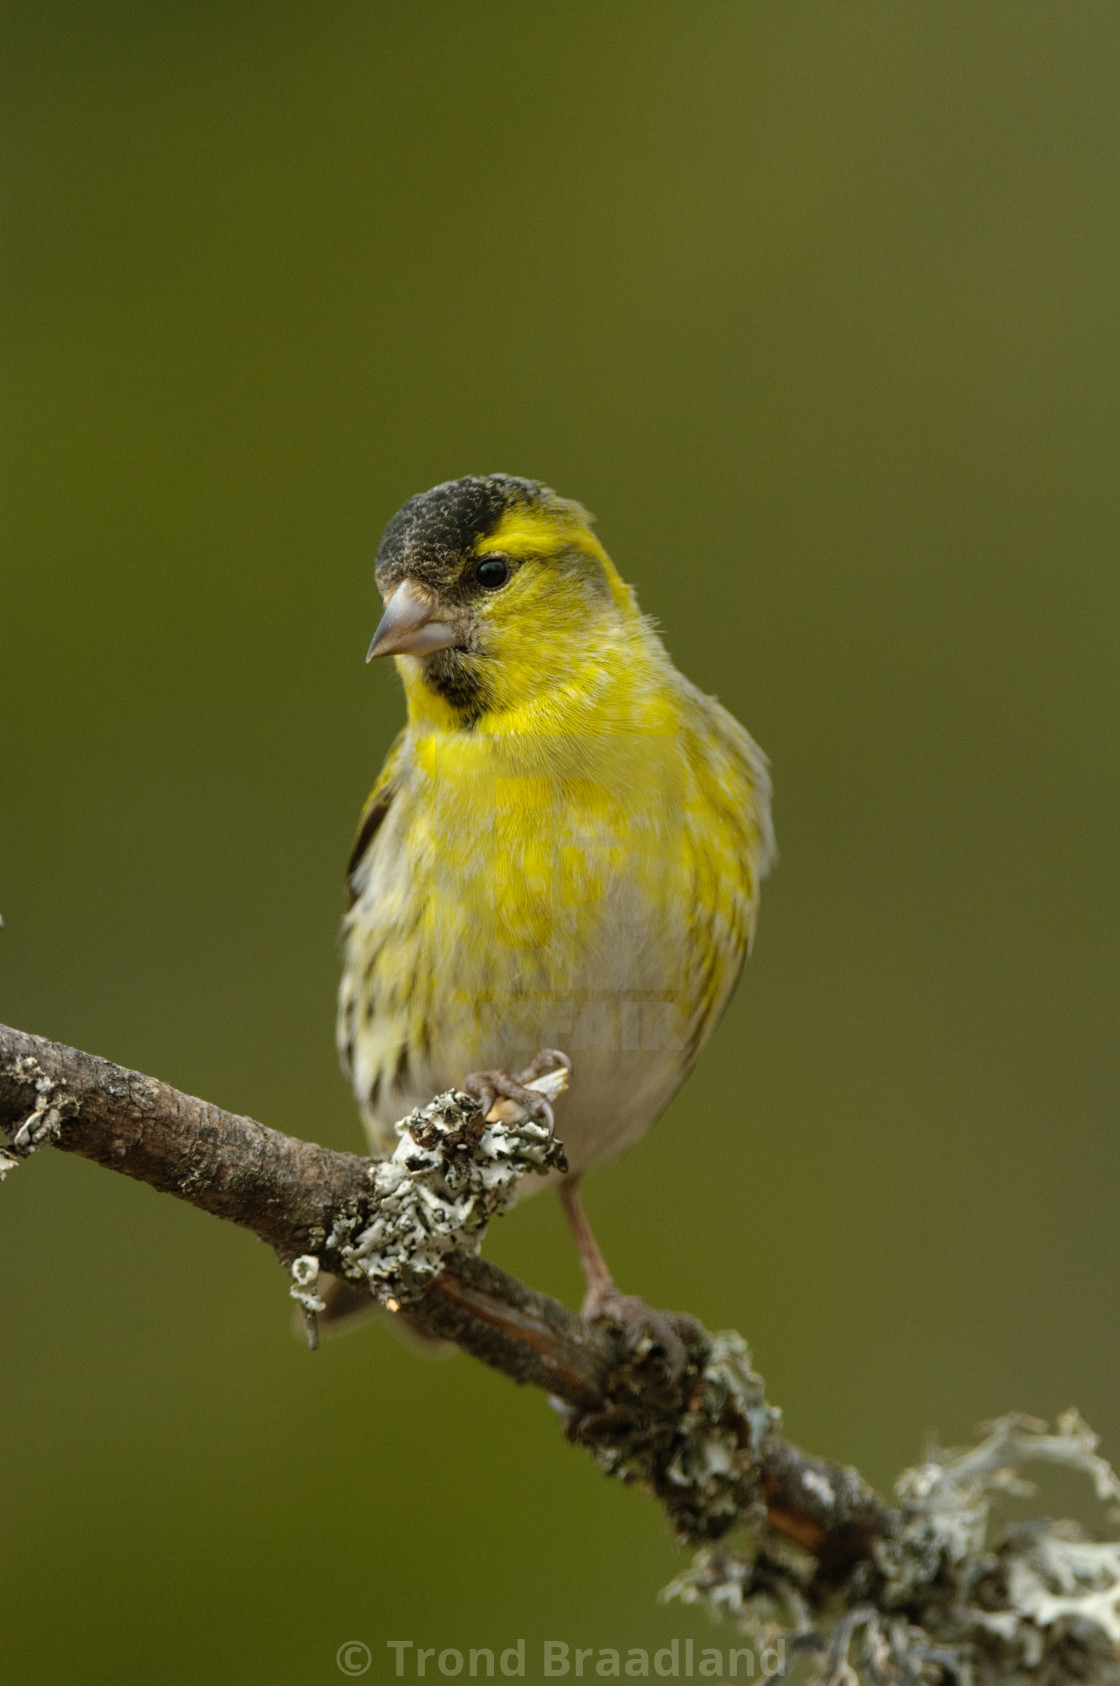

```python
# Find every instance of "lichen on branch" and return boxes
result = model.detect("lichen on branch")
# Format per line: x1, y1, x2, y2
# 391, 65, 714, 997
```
667, 1410, 1120, 1686
323, 1070, 569, 1305
0, 1052, 75, 1178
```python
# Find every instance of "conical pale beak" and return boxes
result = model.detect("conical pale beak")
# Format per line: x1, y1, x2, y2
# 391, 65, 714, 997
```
366, 580, 462, 661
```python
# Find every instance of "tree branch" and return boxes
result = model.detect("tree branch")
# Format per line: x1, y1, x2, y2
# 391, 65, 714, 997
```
0, 1023, 620, 1405
0, 1022, 887, 1536
4, 1022, 1118, 1686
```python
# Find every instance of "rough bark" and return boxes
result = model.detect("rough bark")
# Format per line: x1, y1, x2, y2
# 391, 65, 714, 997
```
0, 1020, 893, 1568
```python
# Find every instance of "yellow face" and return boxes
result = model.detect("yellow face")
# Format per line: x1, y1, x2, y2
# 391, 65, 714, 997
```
463, 505, 636, 708
368, 481, 639, 729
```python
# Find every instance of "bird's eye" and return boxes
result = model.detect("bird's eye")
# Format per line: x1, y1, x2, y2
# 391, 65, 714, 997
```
475, 556, 512, 591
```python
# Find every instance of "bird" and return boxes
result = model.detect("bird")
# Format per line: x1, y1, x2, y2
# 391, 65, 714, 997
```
337, 473, 774, 1335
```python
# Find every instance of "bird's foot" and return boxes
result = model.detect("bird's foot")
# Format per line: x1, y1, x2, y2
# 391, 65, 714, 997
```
556, 1182, 693, 1380
582, 1285, 697, 1386
517, 1048, 573, 1083
461, 1049, 572, 1141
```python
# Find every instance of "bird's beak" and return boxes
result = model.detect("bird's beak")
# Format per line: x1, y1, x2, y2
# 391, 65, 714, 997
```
366, 580, 463, 661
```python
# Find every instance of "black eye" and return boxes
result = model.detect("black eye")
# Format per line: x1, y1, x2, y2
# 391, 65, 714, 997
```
475, 556, 512, 590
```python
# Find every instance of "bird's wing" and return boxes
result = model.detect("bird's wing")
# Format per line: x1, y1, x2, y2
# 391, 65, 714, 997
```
677, 687, 775, 1062
346, 728, 407, 907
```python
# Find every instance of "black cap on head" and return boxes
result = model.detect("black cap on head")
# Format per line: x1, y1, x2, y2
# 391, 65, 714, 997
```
375, 474, 546, 589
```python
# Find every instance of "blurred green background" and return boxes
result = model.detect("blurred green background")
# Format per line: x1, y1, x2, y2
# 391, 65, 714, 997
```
3, 3, 1119, 1683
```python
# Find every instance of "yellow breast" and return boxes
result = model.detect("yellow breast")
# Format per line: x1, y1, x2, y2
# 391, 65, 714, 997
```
339, 616, 773, 1165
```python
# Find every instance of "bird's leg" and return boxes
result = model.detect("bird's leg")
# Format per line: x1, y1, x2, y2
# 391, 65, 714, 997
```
558, 1178, 617, 1312
558, 1180, 691, 1382
461, 1049, 572, 1141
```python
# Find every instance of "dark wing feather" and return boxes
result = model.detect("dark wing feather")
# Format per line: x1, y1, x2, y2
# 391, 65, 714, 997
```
346, 731, 407, 907
346, 786, 394, 906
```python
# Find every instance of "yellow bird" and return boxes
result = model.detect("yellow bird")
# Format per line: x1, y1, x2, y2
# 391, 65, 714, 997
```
338, 475, 774, 1324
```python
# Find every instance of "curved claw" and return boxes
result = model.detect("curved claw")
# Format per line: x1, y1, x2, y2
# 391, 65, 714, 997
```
461, 1066, 556, 1141
461, 1049, 572, 1146
517, 1048, 572, 1081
